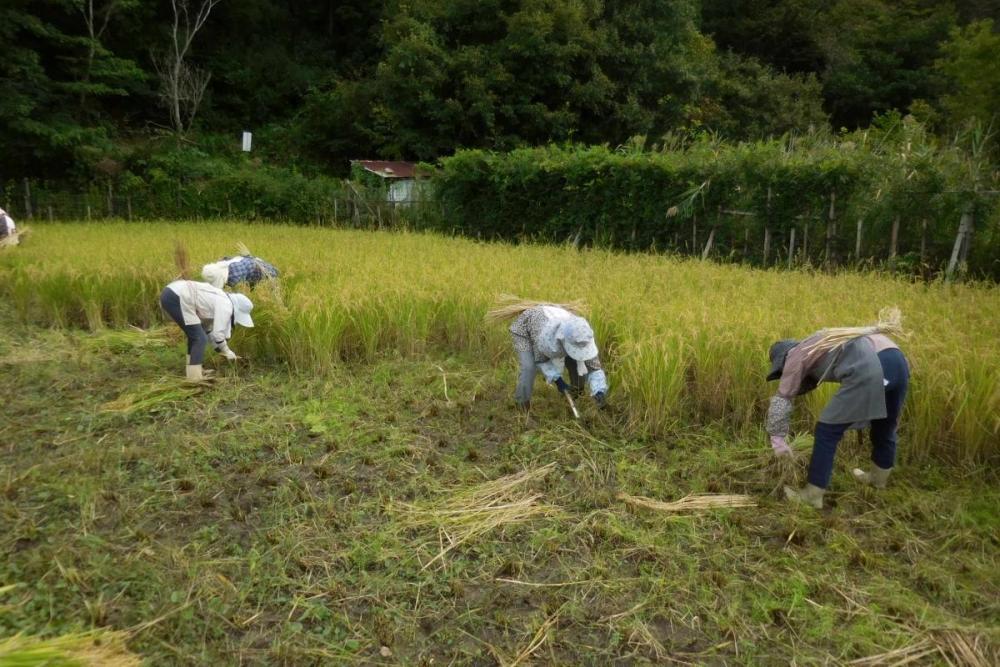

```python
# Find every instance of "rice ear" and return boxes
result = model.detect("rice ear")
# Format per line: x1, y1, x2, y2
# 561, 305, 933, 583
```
485, 294, 589, 322
236, 241, 251, 257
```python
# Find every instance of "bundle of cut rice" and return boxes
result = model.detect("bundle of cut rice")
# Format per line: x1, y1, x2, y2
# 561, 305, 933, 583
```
802, 306, 906, 362
618, 492, 756, 513
485, 294, 589, 322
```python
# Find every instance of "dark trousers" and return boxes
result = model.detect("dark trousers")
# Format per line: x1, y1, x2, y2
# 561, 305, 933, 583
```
160, 288, 208, 365
807, 348, 910, 489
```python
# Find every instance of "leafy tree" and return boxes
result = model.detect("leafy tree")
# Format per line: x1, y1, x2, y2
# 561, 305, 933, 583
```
936, 19, 1000, 128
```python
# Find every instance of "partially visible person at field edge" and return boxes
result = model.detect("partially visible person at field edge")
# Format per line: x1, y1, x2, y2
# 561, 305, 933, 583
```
765, 309, 909, 509
159, 279, 254, 382
0, 207, 18, 247
201, 244, 279, 290
488, 298, 609, 411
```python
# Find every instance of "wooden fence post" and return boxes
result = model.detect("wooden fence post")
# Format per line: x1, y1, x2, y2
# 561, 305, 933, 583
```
855, 218, 863, 261
825, 190, 836, 265
47, 205, 54, 221
802, 221, 809, 262
127, 195, 133, 221
86, 203, 92, 221
22, 178, 33, 219
945, 202, 974, 281
106, 181, 114, 217
889, 215, 900, 262
787, 228, 796, 270
691, 213, 697, 255
919, 219, 927, 263
763, 186, 772, 265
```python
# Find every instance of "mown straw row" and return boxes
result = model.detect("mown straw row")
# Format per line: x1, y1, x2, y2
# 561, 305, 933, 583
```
618, 492, 757, 513
394, 463, 562, 569
100, 377, 205, 415
849, 630, 998, 667
0, 630, 141, 667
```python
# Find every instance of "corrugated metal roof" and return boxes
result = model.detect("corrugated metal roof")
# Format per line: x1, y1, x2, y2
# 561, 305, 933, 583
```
351, 160, 417, 179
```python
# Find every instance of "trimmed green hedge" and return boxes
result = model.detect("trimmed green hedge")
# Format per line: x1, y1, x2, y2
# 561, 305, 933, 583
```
431, 132, 999, 278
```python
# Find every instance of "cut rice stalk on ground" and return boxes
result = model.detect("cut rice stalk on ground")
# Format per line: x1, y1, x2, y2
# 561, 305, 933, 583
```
618, 492, 757, 513
100, 376, 205, 415
394, 463, 563, 569
0, 630, 141, 667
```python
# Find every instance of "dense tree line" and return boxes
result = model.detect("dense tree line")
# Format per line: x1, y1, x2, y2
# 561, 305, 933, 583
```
1, 0, 998, 182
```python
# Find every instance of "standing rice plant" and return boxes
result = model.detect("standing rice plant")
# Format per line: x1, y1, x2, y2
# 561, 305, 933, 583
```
1, 221, 997, 465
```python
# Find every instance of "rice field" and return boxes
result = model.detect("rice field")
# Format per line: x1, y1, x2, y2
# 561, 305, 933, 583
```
1, 221, 997, 464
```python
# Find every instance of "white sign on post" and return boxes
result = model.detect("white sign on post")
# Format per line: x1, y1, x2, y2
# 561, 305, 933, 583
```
241, 131, 252, 152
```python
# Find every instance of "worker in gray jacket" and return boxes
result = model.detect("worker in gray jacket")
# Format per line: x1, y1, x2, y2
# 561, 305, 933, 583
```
159, 279, 254, 382
506, 304, 608, 410
766, 323, 909, 509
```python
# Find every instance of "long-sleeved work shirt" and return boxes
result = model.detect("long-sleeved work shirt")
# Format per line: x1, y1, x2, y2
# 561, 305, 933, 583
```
767, 333, 901, 437
165, 280, 235, 349
509, 306, 608, 394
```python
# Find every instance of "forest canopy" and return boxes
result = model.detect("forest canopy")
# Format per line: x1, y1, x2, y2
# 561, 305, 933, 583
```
1, 0, 998, 180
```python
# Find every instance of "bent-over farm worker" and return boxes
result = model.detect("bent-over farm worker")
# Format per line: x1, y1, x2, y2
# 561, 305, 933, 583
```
159, 280, 254, 382
489, 298, 608, 410
0, 207, 18, 247
765, 309, 910, 509
202, 246, 279, 289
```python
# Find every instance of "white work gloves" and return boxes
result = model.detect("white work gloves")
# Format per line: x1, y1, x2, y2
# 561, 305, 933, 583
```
214, 340, 240, 361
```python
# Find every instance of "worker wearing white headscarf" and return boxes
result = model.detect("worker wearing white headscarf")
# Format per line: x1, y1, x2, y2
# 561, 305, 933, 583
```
509, 305, 608, 409
159, 280, 254, 382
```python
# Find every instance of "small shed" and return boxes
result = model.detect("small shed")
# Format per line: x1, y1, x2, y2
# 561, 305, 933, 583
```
350, 160, 425, 205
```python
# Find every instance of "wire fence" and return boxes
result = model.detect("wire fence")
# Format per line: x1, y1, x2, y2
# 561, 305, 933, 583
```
1, 182, 437, 230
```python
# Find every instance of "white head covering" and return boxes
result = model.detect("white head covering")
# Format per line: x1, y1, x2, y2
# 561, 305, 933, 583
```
560, 317, 598, 375
538, 313, 598, 376
229, 293, 254, 327
202, 261, 230, 289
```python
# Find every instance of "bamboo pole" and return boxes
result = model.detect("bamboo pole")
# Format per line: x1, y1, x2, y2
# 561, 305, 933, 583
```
787, 228, 796, 269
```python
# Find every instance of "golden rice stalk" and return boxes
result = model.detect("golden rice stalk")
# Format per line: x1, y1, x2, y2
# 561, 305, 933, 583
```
0, 630, 142, 666
100, 377, 203, 415
395, 463, 562, 569
932, 630, 999, 667
485, 294, 589, 322
848, 639, 938, 666
236, 241, 252, 256
174, 240, 191, 279
83, 326, 173, 352
850, 630, 997, 667
618, 492, 757, 513
802, 306, 906, 361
